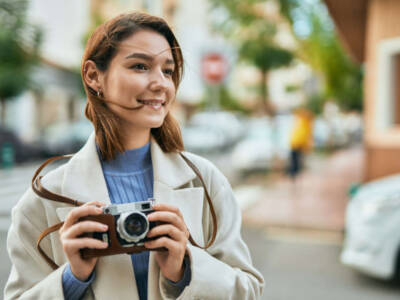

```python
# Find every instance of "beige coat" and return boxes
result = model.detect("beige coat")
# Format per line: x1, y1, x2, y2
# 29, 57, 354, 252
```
5, 134, 264, 299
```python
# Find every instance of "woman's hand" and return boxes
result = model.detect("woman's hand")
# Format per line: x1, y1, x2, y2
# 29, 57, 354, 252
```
59, 201, 109, 281
144, 203, 189, 282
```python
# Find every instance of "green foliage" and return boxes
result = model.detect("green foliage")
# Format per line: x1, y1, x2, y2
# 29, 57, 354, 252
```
210, 0, 294, 112
305, 93, 325, 115
200, 85, 250, 114
239, 39, 293, 72
0, 0, 42, 101
285, 84, 300, 93
277, 0, 363, 112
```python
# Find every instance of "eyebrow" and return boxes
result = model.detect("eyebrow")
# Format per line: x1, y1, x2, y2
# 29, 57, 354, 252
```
125, 52, 175, 65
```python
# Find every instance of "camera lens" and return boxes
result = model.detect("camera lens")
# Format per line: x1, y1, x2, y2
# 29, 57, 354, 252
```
117, 211, 149, 243
124, 213, 147, 236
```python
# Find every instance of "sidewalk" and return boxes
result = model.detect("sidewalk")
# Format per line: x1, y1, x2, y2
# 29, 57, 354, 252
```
240, 146, 364, 232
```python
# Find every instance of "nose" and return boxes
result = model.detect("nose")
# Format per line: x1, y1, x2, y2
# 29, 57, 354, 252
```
149, 68, 168, 92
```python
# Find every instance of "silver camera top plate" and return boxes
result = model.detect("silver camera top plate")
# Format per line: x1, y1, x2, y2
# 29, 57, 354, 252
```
103, 198, 156, 215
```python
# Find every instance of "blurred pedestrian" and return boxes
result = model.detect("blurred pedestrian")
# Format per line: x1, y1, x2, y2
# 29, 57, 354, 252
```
288, 108, 313, 180
4, 12, 264, 300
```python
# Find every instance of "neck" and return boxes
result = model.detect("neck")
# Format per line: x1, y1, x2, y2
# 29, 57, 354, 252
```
122, 127, 151, 150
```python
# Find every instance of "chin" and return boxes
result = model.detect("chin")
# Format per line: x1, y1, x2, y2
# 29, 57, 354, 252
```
146, 118, 165, 129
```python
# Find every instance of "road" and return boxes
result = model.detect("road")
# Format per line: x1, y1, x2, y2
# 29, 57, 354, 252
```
242, 226, 400, 300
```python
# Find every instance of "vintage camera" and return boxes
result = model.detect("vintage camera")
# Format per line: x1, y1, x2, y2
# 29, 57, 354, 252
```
80, 198, 163, 259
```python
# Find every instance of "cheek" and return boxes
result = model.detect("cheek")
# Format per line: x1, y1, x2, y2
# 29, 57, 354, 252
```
168, 83, 176, 100
106, 72, 143, 96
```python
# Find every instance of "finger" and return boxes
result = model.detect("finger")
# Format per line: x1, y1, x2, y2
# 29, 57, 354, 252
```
144, 236, 182, 253
147, 211, 186, 232
61, 221, 108, 239
63, 205, 104, 229
152, 203, 184, 219
62, 237, 108, 253
147, 224, 185, 241
83, 201, 106, 208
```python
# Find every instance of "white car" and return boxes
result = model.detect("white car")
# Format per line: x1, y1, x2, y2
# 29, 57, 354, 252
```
231, 116, 292, 173
341, 174, 400, 280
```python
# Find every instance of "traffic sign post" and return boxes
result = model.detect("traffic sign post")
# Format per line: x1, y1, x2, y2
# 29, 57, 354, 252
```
201, 53, 229, 109
201, 53, 229, 85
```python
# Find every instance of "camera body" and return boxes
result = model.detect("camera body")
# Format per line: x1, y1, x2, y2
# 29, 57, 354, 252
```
94, 198, 157, 247
80, 198, 162, 258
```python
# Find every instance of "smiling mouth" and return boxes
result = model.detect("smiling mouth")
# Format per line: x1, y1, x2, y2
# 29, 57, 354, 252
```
137, 99, 166, 107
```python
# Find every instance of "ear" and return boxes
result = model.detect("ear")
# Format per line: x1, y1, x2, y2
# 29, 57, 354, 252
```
83, 60, 102, 93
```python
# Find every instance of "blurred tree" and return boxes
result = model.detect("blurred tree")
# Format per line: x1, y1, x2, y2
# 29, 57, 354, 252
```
0, 0, 42, 126
200, 84, 250, 114
210, 0, 293, 115
278, 0, 363, 112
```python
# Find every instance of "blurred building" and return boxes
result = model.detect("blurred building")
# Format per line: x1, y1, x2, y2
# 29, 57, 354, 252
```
7, 0, 311, 143
6, 0, 92, 142
12, 0, 228, 141
325, 0, 400, 181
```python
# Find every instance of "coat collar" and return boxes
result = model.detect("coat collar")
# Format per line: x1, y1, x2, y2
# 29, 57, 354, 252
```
150, 136, 196, 188
61, 133, 196, 203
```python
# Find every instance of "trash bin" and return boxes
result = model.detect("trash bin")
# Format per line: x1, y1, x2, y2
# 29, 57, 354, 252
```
1, 142, 15, 169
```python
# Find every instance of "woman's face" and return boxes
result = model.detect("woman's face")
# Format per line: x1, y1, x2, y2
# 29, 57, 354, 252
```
100, 29, 176, 132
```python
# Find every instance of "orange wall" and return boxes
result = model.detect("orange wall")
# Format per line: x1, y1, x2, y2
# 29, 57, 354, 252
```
364, 0, 400, 181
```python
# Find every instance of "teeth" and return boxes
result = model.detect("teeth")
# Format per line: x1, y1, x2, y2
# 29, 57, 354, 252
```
138, 100, 164, 106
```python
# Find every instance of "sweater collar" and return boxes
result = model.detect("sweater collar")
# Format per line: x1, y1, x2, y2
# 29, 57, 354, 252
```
101, 142, 151, 174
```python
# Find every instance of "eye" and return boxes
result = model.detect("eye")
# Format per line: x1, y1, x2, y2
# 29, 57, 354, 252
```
163, 68, 174, 76
130, 63, 148, 71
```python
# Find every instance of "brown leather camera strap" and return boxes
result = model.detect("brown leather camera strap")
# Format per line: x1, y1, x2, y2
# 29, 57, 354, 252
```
37, 222, 64, 270
32, 155, 84, 269
34, 152, 218, 269
179, 153, 218, 249
32, 155, 84, 207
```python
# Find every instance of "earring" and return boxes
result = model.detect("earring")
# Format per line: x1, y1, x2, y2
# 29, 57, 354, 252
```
97, 89, 101, 98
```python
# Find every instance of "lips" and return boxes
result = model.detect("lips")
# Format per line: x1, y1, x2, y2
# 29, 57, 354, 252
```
137, 99, 166, 107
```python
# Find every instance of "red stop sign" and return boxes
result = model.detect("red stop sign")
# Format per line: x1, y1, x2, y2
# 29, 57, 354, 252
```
201, 53, 228, 84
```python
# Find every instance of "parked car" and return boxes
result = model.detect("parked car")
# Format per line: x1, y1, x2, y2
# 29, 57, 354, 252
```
181, 125, 226, 154
182, 111, 244, 154
0, 126, 44, 164
341, 174, 400, 280
231, 115, 293, 174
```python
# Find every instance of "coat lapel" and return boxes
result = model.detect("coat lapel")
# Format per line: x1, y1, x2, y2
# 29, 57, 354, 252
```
148, 139, 206, 297
150, 137, 205, 245
62, 133, 111, 205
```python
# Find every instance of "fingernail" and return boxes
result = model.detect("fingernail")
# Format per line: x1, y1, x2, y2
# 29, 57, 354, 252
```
96, 207, 103, 213
101, 224, 108, 230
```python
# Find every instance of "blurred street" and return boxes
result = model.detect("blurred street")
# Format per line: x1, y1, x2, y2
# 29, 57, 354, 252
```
241, 146, 364, 231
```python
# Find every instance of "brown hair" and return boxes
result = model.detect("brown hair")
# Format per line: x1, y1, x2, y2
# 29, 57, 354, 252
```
81, 12, 184, 160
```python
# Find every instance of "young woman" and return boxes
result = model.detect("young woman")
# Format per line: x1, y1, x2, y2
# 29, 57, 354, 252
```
4, 12, 264, 300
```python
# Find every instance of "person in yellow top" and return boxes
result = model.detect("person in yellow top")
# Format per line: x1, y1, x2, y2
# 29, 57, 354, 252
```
288, 108, 313, 179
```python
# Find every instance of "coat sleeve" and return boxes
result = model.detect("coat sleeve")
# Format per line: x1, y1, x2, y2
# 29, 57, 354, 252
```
4, 189, 67, 300
160, 159, 265, 300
